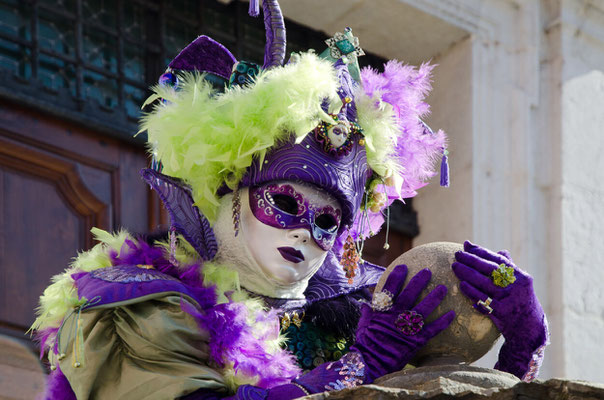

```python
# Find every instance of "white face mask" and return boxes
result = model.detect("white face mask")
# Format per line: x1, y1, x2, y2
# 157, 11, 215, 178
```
213, 182, 341, 299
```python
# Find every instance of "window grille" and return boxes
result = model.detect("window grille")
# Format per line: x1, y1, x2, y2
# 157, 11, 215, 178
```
0, 0, 385, 141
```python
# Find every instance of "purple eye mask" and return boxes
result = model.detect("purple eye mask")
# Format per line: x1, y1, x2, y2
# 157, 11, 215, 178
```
249, 184, 342, 251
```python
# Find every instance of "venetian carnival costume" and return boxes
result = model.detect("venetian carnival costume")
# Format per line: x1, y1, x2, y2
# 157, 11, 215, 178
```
31, 1, 549, 399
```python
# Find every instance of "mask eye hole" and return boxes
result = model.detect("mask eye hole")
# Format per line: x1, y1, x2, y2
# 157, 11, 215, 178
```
315, 214, 338, 231
270, 194, 299, 215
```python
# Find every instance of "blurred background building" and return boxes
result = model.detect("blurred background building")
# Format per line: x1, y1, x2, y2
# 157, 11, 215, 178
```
0, 0, 602, 395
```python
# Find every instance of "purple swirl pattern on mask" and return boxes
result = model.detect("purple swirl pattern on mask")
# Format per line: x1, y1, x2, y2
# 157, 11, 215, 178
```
249, 183, 341, 250
241, 132, 369, 230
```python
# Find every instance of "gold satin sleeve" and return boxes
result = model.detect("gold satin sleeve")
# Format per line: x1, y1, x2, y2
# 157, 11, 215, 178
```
58, 294, 227, 400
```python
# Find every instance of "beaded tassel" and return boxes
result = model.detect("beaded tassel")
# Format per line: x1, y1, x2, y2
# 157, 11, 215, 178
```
440, 148, 450, 187
248, 0, 260, 16
341, 235, 360, 284
232, 188, 241, 236
169, 228, 179, 266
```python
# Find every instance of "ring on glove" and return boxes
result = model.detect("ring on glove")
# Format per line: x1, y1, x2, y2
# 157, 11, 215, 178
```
371, 290, 394, 311
491, 263, 516, 288
476, 297, 493, 314
395, 310, 424, 335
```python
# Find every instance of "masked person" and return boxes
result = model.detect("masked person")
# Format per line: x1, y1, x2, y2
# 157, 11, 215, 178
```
32, 1, 548, 399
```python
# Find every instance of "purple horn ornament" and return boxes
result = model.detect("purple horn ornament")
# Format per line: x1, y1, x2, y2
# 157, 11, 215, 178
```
262, 0, 286, 69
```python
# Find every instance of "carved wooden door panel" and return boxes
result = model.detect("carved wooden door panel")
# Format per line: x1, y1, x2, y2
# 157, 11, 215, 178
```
0, 102, 164, 344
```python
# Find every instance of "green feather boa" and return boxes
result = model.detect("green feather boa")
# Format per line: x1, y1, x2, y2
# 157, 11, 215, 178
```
141, 53, 339, 223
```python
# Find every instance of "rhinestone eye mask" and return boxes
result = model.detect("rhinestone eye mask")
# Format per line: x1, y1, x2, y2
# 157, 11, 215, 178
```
249, 183, 342, 251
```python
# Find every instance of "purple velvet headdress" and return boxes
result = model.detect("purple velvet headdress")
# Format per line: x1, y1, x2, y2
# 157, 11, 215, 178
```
154, 1, 372, 230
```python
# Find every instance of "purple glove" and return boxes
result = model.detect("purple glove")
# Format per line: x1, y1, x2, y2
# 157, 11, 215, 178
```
188, 267, 455, 399
350, 265, 456, 382
452, 241, 549, 381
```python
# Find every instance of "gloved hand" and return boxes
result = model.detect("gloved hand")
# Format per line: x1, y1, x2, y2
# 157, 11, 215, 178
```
186, 351, 368, 399
350, 265, 456, 383
452, 241, 549, 381
188, 266, 455, 399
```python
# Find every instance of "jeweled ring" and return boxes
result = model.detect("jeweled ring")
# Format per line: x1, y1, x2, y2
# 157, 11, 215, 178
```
476, 297, 493, 314
371, 290, 393, 312
395, 310, 424, 335
491, 263, 516, 288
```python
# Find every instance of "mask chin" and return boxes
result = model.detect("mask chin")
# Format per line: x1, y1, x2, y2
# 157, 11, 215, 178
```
212, 190, 323, 299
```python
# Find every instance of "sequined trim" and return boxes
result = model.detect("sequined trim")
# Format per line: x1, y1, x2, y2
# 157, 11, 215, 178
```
89, 265, 179, 283
291, 382, 310, 396
522, 344, 546, 382
324, 352, 365, 391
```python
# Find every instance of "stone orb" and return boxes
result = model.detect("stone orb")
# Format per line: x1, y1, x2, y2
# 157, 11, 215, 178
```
374, 241, 501, 366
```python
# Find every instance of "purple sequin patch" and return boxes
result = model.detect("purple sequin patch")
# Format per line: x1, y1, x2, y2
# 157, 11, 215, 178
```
89, 265, 180, 284
395, 310, 424, 336
324, 352, 366, 391
249, 183, 341, 250
522, 344, 546, 382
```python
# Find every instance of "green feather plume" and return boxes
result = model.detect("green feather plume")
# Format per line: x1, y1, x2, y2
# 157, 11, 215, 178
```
354, 90, 400, 178
141, 52, 338, 223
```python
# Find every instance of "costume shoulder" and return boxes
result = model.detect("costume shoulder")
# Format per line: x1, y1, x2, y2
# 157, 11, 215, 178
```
33, 229, 300, 399
31, 228, 208, 338
31, 228, 230, 399
54, 293, 225, 399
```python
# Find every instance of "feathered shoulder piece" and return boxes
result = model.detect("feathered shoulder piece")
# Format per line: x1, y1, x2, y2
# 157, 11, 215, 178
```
32, 229, 300, 391
31, 228, 133, 335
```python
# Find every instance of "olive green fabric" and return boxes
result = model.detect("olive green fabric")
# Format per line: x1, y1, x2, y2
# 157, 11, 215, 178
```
58, 295, 227, 400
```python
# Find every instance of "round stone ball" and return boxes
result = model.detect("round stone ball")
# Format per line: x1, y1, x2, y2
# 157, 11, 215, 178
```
374, 241, 501, 366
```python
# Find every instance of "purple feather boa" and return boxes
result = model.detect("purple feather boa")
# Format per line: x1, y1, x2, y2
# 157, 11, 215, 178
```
361, 61, 446, 199
351, 61, 447, 239
39, 366, 76, 400
112, 238, 300, 389
39, 237, 300, 396
35, 326, 59, 360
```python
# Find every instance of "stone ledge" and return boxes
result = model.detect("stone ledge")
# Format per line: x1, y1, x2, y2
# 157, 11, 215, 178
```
304, 379, 604, 400
302, 365, 604, 400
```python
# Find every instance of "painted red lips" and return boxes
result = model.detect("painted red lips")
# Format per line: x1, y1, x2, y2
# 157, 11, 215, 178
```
277, 247, 305, 263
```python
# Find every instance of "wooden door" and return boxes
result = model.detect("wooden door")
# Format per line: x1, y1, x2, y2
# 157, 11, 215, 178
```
0, 101, 165, 348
